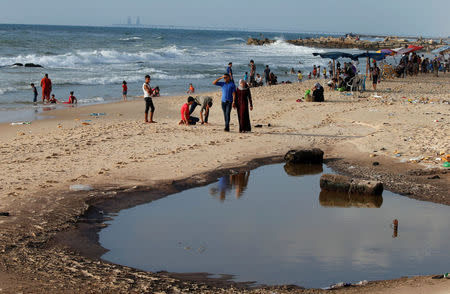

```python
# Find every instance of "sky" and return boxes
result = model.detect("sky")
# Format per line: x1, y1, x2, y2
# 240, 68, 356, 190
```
1, 0, 449, 37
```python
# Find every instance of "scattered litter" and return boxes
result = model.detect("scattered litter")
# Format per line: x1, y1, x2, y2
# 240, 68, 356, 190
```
90, 113, 106, 116
372, 162, 380, 166
10, 121, 31, 126
443, 162, 450, 168
373, 94, 382, 98
0, 212, 10, 216
409, 156, 424, 163
296, 98, 303, 103
82, 120, 92, 122
428, 175, 440, 179
81, 122, 90, 126
69, 184, 93, 191
432, 273, 449, 279
329, 282, 351, 289
356, 280, 368, 286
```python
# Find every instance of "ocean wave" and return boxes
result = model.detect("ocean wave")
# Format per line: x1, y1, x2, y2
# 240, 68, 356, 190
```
0, 46, 189, 68
77, 97, 105, 104
49, 71, 209, 86
119, 37, 142, 41
0, 86, 17, 95
219, 37, 246, 43
151, 73, 209, 80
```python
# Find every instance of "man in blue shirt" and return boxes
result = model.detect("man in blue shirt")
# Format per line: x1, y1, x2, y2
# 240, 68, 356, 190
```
226, 62, 234, 82
213, 74, 236, 132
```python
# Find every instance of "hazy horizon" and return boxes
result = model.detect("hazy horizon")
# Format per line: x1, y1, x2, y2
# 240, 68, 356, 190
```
0, 0, 449, 37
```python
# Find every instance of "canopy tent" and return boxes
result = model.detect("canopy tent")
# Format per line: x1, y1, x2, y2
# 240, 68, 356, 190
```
312, 51, 390, 78
432, 45, 450, 54
312, 52, 358, 60
396, 45, 424, 55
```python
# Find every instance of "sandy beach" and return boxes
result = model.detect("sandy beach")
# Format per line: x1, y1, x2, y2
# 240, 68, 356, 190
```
0, 75, 449, 293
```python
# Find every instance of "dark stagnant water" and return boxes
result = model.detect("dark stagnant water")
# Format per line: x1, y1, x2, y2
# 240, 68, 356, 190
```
99, 163, 450, 288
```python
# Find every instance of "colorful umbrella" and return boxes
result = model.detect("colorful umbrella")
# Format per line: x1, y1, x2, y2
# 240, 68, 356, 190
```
396, 45, 424, 55
432, 45, 450, 54
376, 49, 396, 56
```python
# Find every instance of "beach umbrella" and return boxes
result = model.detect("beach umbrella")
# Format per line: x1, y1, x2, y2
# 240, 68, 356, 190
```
432, 45, 450, 54
312, 52, 358, 60
355, 52, 389, 61
312, 52, 359, 79
396, 45, 424, 55
376, 49, 396, 56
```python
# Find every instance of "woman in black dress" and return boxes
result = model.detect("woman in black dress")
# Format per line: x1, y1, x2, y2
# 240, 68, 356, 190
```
234, 80, 253, 133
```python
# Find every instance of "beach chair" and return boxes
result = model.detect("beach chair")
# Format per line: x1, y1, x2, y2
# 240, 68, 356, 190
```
381, 65, 395, 80
346, 75, 361, 92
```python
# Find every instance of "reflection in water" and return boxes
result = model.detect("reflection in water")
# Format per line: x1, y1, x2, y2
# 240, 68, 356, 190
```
283, 163, 323, 177
210, 171, 251, 201
319, 191, 383, 208
100, 164, 450, 288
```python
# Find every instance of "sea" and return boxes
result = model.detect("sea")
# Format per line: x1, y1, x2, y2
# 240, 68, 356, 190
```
0, 24, 378, 123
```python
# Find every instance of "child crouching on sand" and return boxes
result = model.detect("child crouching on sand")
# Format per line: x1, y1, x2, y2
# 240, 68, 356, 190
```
179, 96, 199, 125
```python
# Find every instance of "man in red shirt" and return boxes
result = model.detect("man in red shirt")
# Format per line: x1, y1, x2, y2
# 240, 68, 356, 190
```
40, 73, 52, 102
179, 97, 199, 125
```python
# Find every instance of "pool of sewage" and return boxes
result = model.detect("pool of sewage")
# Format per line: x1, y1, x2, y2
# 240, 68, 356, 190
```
99, 163, 450, 288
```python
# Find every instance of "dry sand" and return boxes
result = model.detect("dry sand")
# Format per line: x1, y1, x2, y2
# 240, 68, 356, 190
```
0, 75, 449, 293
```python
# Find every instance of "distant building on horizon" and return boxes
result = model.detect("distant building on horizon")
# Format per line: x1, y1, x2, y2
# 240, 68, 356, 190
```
136, 17, 140, 26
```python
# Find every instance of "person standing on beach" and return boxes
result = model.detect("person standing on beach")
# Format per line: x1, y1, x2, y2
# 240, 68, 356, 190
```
31, 83, 38, 104
249, 60, 256, 87
264, 65, 271, 85
187, 83, 195, 94
235, 79, 253, 133
227, 62, 234, 82
122, 81, 128, 101
371, 63, 380, 91
213, 74, 236, 132
143, 75, 156, 123
40, 74, 52, 102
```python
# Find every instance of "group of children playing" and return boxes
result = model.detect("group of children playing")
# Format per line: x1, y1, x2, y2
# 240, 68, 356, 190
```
31, 82, 77, 105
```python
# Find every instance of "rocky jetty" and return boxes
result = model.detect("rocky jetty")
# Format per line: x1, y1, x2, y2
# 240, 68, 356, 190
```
247, 35, 445, 51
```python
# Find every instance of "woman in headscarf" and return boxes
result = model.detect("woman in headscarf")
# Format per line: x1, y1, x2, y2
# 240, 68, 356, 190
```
233, 79, 253, 133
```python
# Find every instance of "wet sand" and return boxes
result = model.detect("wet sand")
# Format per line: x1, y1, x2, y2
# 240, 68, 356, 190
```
0, 75, 449, 293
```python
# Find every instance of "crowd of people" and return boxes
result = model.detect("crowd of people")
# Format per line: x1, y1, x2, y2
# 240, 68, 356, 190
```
395, 52, 448, 78
31, 51, 446, 133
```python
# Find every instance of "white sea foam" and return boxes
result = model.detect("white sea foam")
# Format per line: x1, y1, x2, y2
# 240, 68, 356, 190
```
0, 46, 189, 68
119, 37, 143, 41
0, 86, 17, 95
219, 37, 246, 42
77, 97, 105, 104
